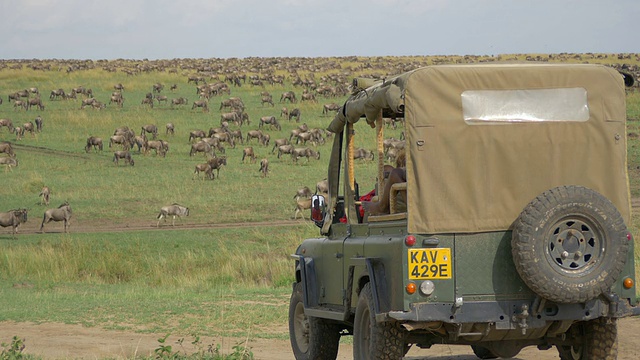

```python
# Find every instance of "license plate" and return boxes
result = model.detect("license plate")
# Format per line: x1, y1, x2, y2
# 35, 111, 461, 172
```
408, 248, 452, 280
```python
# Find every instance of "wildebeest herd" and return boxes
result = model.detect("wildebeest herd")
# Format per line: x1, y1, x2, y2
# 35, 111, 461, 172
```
1, 54, 638, 232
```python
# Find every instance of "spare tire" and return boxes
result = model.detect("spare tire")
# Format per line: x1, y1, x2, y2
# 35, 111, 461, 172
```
511, 186, 629, 304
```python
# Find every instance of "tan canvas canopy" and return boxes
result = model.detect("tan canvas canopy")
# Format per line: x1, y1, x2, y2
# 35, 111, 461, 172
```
328, 64, 631, 234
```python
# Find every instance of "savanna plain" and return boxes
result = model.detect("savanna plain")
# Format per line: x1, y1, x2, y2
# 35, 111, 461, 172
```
1, 54, 640, 359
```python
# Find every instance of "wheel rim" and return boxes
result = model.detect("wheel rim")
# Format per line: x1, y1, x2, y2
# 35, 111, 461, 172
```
293, 302, 309, 353
546, 217, 603, 274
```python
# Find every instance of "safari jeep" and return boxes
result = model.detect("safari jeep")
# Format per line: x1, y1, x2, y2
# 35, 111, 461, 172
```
288, 64, 640, 360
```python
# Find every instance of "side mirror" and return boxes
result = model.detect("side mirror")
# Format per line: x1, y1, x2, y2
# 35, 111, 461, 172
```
311, 194, 326, 227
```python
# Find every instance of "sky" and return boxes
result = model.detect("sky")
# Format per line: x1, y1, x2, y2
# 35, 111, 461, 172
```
0, 0, 637, 60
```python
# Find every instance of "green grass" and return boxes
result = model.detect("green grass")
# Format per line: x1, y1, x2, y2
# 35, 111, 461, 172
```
1, 55, 640, 354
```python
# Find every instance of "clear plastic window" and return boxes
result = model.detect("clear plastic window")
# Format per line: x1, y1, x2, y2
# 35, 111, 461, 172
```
462, 88, 589, 124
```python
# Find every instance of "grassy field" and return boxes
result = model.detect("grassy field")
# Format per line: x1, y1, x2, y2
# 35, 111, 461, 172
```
1, 54, 640, 352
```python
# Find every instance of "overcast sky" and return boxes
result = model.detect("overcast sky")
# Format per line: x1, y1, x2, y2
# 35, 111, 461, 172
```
0, 0, 637, 60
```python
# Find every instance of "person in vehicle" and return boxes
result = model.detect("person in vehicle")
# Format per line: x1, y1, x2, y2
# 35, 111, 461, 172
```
361, 151, 406, 215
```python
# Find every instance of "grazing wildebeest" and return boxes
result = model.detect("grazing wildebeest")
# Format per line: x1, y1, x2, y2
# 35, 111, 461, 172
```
242, 147, 257, 163
0, 208, 28, 236
212, 132, 235, 148
190, 141, 213, 157
0, 118, 14, 132
189, 130, 207, 143
109, 94, 124, 107
13, 100, 27, 110
145, 140, 167, 157
133, 135, 148, 152
220, 112, 239, 125
152, 83, 164, 93
141, 97, 154, 108
22, 122, 35, 137
300, 93, 316, 102
261, 96, 274, 107
191, 100, 209, 112
354, 147, 375, 161
193, 163, 214, 180
227, 129, 244, 145
277, 144, 294, 158
280, 91, 297, 103
80, 98, 97, 109
114, 83, 125, 92
166, 123, 175, 135
39, 186, 50, 206
288, 108, 301, 122
0, 157, 18, 171
245, 130, 264, 144
0, 141, 15, 157
291, 147, 320, 163
156, 203, 189, 227
141, 124, 158, 139
259, 158, 269, 178
49, 88, 66, 100
14, 127, 23, 140
84, 136, 104, 153
259, 133, 270, 147
154, 95, 168, 104
113, 151, 134, 166
259, 116, 281, 130
109, 135, 132, 150
322, 102, 340, 115
280, 107, 289, 119
207, 156, 227, 178
34, 116, 43, 132
294, 197, 313, 220
171, 97, 188, 107
316, 179, 329, 195
271, 138, 289, 154
40, 202, 72, 233
294, 186, 314, 200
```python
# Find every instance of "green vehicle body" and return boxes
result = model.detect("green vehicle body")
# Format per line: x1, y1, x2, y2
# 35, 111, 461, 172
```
289, 64, 640, 359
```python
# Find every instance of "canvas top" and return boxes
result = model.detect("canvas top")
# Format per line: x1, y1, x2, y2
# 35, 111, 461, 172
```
328, 63, 630, 234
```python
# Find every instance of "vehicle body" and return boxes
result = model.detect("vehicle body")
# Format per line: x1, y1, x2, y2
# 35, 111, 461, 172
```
289, 64, 640, 359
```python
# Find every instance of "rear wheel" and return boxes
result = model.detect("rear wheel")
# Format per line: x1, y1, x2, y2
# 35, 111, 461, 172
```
470, 345, 498, 359
288, 282, 340, 360
353, 283, 406, 359
556, 318, 618, 360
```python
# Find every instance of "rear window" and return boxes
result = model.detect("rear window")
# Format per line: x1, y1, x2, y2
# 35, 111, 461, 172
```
462, 88, 589, 124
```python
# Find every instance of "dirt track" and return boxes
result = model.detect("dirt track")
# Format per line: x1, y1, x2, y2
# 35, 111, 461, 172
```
1, 317, 640, 359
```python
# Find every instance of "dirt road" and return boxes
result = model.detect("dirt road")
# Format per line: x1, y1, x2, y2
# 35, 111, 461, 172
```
1, 317, 639, 359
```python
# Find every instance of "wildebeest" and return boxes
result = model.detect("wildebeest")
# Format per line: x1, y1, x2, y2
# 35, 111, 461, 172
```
113, 83, 125, 92
80, 98, 97, 109
154, 95, 168, 104
49, 88, 66, 100
39, 186, 50, 206
0, 118, 14, 132
141, 124, 158, 139
259, 158, 269, 178
245, 130, 264, 144
277, 144, 294, 158
170, 97, 188, 107
354, 147, 375, 161
0, 208, 28, 236
271, 138, 289, 154
141, 97, 154, 108
0, 141, 15, 157
34, 116, 43, 132
166, 123, 175, 135
40, 202, 72, 233
259, 116, 281, 130
280, 91, 297, 103
261, 95, 274, 107
289, 108, 301, 122
189, 130, 207, 143
206, 156, 227, 178
294, 197, 313, 220
0, 156, 18, 171
322, 102, 340, 115
316, 179, 329, 195
156, 203, 189, 227
145, 140, 168, 157
300, 93, 317, 102
280, 107, 289, 119
22, 122, 35, 137
191, 100, 209, 112
113, 151, 134, 166
291, 147, 320, 163
242, 147, 257, 163
152, 83, 164, 93
294, 186, 313, 200
109, 135, 132, 150
193, 163, 214, 180
190, 141, 213, 157
26, 97, 44, 111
